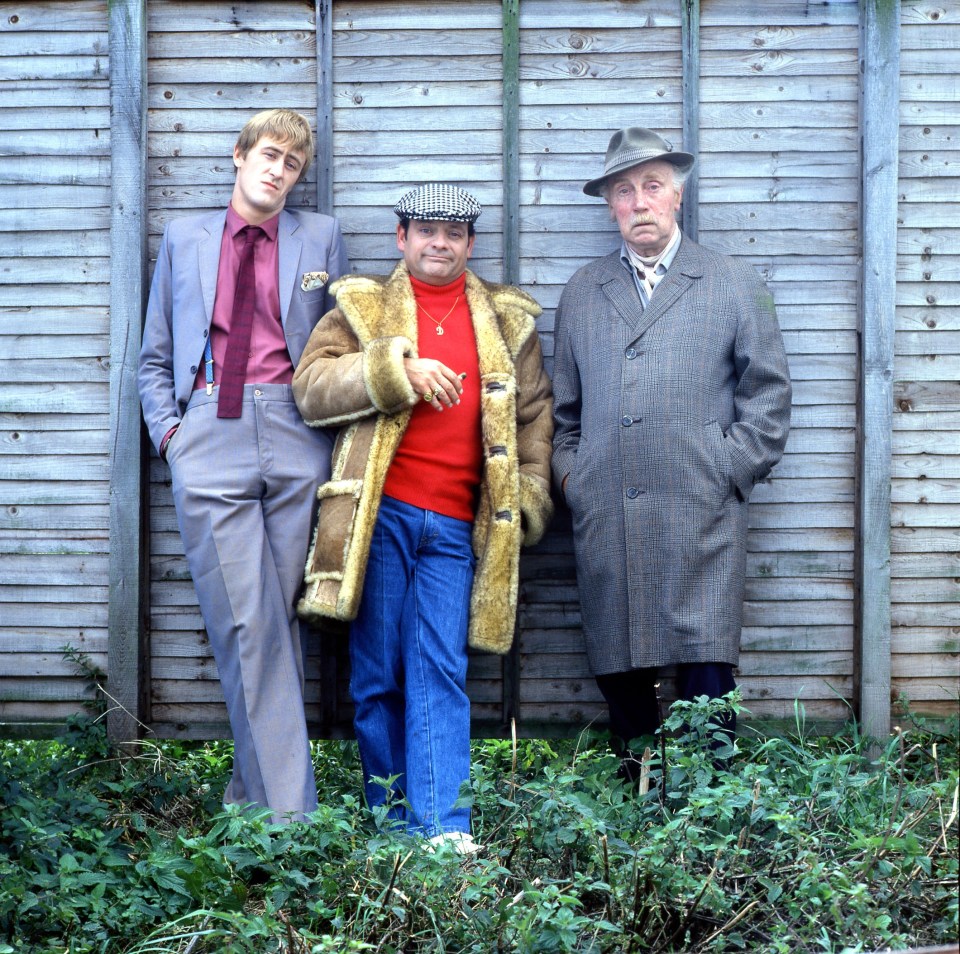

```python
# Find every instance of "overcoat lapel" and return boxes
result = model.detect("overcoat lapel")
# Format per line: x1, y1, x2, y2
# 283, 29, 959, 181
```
198, 210, 227, 325
277, 210, 302, 326
626, 235, 704, 343
598, 256, 643, 334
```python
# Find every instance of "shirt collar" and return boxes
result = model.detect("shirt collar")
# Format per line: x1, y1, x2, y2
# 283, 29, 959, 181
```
226, 203, 280, 242
619, 225, 682, 276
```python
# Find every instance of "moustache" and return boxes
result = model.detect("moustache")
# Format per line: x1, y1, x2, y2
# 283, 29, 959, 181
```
631, 216, 656, 226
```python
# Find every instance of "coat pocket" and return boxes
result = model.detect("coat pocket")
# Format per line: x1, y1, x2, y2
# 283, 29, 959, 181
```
299, 478, 363, 621
704, 420, 735, 497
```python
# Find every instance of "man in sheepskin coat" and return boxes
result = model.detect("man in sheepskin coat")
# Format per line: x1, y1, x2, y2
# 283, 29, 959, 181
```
293, 184, 553, 849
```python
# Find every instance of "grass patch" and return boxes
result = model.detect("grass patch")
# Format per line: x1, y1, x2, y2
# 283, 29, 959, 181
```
1, 696, 957, 953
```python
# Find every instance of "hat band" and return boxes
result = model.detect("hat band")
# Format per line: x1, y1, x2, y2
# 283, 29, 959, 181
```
604, 146, 671, 174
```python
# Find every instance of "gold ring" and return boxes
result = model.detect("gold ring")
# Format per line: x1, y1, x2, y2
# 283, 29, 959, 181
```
422, 390, 433, 402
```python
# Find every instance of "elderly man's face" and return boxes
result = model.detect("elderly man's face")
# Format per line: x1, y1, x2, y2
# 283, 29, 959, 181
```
606, 160, 682, 258
397, 219, 475, 286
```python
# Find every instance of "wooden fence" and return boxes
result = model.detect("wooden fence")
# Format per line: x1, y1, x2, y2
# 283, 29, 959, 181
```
0, 0, 956, 742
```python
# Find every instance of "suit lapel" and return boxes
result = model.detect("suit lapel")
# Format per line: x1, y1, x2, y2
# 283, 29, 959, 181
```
277, 210, 302, 326
198, 210, 227, 325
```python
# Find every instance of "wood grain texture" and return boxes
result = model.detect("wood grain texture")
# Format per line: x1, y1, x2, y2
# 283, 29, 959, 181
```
3, 0, 957, 740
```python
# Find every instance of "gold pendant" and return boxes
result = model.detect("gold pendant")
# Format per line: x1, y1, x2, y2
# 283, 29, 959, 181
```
436, 326, 444, 335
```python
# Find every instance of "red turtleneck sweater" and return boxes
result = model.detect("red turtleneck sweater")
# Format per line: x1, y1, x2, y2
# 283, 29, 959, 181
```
382, 272, 482, 522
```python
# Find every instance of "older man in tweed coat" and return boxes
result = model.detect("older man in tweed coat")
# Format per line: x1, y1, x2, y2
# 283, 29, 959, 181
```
552, 128, 792, 775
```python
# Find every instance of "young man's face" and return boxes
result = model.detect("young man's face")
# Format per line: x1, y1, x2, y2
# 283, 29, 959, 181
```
397, 219, 475, 286
606, 159, 683, 258
231, 136, 306, 224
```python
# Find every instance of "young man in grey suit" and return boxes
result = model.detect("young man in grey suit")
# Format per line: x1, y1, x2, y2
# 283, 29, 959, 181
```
552, 127, 792, 779
139, 109, 349, 821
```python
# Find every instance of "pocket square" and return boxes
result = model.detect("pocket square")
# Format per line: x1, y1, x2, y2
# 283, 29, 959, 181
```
301, 271, 329, 291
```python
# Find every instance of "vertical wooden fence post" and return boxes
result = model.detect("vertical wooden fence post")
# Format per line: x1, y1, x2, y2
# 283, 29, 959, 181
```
502, 0, 520, 287
856, 0, 900, 743
501, 0, 522, 730
316, 0, 334, 216
108, 0, 149, 743
313, 0, 340, 734
680, 0, 700, 240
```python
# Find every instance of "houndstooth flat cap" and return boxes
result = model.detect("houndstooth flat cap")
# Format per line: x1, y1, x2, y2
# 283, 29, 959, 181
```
393, 183, 482, 224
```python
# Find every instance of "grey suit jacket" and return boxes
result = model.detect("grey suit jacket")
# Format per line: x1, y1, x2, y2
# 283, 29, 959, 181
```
139, 207, 349, 453
552, 235, 792, 674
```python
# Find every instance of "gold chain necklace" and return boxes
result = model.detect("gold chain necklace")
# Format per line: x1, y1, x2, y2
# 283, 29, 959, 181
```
417, 296, 460, 336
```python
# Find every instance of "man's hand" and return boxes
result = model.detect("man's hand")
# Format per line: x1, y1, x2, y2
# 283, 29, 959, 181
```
404, 357, 465, 410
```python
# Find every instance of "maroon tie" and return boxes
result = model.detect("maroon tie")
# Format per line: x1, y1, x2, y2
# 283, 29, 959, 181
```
217, 225, 262, 419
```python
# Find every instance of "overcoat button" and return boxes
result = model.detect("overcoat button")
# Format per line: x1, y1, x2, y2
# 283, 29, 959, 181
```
189, 365, 197, 374
621, 416, 633, 427
626, 487, 640, 499
625, 348, 637, 359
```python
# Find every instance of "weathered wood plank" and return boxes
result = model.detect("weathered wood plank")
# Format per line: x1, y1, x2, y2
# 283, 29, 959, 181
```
150, 30, 317, 58
0, 310, 107, 338
0, 81, 107, 110
0, 703, 89, 722
0, 358, 109, 383
700, 24, 858, 50
0, 429, 108, 457
5, 30, 109, 58
699, 1, 860, 26
0, 383, 109, 414
0, 155, 111, 186
890, 626, 960, 653
0, 601, 107, 626
895, 354, 960, 381
0, 654, 109, 679
893, 451, 960, 476
527, 151, 859, 180
149, 83, 316, 111
890, 478, 960, 504
335, 1, 503, 30
0, 208, 110, 233
0, 55, 109, 82
0, 105, 109, 130
3, 230, 110, 257
0, 184, 111, 209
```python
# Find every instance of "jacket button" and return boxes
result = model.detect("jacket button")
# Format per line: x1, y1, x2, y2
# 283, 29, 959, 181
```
621, 416, 633, 427
626, 487, 640, 499
625, 347, 637, 359
189, 365, 198, 374
202, 329, 208, 338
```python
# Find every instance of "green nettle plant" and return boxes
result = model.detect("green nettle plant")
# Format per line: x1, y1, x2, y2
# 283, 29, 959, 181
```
0, 695, 957, 953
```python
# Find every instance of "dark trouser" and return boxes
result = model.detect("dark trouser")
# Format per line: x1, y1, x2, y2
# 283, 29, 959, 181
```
595, 662, 737, 750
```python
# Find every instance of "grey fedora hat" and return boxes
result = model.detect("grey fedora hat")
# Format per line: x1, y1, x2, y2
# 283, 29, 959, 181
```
583, 127, 695, 197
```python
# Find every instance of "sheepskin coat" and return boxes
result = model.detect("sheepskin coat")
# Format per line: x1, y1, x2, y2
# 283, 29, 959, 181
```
293, 262, 554, 654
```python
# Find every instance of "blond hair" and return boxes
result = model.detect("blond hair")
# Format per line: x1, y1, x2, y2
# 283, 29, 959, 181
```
235, 109, 314, 179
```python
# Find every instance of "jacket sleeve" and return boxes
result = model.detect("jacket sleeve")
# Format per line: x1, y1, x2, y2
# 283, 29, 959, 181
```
550, 283, 582, 496
515, 329, 555, 546
138, 226, 180, 454
725, 267, 792, 498
293, 305, 418, 427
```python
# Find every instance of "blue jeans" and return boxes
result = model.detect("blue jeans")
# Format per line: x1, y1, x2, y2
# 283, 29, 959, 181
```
350, 495, 475, 836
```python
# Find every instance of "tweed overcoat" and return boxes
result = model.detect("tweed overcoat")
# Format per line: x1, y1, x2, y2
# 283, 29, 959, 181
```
293, 262, 554, 654
551, 235, 792, 675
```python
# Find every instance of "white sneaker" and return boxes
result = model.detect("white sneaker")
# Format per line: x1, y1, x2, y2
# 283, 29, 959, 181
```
426, 831, 482, 855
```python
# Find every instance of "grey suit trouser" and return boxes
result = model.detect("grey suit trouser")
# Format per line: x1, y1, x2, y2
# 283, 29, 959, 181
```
165, 383, 332, 822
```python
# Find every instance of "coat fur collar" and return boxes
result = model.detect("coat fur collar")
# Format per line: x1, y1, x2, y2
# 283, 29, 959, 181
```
330, 263, 542, 362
